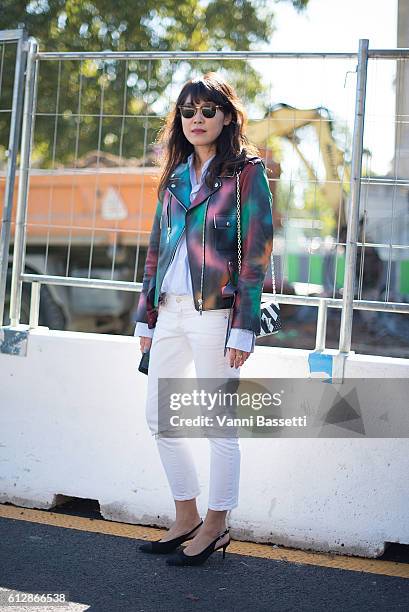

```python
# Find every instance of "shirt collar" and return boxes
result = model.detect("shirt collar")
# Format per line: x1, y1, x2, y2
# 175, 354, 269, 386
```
187, 152, 216, 188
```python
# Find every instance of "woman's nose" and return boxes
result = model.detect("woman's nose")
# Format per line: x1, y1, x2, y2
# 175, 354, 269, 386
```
193, 111, 205, 123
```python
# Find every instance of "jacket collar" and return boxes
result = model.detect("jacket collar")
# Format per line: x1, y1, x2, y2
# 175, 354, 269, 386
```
166, 156, 236, 211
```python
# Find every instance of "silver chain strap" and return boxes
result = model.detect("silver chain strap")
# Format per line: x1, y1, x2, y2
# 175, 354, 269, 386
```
236, 171, 242, 274
236, 171, 276, 296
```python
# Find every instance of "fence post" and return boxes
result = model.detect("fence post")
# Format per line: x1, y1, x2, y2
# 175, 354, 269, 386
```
339, 38, 369, 354
9, 38, 38, 327
0, 29, 28, 326
29, 281, 41, 329
315, 299, 328, 351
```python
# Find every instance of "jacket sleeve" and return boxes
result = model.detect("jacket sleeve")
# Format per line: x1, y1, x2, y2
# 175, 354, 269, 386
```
133, 195, 163, 329
230, 161, 273, 335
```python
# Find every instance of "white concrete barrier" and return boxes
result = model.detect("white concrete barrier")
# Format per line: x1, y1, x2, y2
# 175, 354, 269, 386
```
1, 326, 408, 557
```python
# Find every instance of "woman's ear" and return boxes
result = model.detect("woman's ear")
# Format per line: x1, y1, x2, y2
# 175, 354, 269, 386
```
223, 112, 232, 126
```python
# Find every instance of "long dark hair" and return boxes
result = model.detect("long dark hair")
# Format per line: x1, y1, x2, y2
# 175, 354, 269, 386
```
155, 72, 259, 199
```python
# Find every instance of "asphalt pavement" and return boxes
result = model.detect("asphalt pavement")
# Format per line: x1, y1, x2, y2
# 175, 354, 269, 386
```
0, 500, 408, 612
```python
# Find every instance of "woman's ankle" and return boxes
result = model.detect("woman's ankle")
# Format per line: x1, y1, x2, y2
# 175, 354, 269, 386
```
202, 510, 228, 534
202, 522, 226, 535
174, 514, 201, 528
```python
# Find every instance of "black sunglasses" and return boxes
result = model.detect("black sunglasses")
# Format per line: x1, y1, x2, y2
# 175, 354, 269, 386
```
178, 104, 223, 119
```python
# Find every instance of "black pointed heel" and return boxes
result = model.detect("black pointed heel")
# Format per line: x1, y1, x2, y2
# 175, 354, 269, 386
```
139, 519, 203, 554
166, 528, 230, 566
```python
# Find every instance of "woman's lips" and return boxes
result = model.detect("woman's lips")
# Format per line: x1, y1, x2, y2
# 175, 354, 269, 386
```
192, 129, 206, 134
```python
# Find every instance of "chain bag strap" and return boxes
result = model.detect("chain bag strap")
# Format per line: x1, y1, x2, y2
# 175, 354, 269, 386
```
235, 170, 281, 337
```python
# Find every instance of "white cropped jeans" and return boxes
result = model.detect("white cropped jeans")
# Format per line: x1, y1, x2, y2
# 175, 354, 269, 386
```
144, 293, 241, 511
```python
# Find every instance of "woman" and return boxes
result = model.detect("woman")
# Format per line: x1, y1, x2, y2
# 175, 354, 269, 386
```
135, 72, 273, 566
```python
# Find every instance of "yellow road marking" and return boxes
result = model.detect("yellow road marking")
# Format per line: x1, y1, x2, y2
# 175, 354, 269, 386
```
1, 504, 408, 579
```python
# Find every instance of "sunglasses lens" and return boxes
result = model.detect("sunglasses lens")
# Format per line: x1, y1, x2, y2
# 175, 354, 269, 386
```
202, 106, 217, 118
180, 107, 195, 119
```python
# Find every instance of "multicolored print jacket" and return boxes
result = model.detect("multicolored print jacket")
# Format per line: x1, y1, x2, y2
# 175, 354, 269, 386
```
135, 155, 274, 336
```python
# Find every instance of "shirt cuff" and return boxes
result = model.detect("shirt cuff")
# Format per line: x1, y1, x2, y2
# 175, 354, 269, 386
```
226, 328, 256, 353
134, 322, 154, 338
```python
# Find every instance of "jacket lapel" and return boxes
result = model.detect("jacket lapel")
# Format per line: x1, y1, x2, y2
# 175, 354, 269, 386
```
189, 176, 222, 210
166, 159, 223, 211
166, 161, 191, 210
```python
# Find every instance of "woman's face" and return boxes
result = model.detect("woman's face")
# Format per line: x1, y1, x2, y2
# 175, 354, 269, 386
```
180, 94, 232, 150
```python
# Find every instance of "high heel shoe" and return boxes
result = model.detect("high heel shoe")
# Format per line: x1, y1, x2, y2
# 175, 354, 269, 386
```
139, 519, 203, 554
166, 528, 230, 566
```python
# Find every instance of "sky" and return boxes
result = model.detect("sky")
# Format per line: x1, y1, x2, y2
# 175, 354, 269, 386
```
270, 0, 397, 52
249, 0, 398, 177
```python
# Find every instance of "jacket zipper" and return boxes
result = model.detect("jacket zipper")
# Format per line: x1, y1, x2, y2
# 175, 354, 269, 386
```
156, 225, 185, 306
198, 196, 211, 315
157, 190, 186, 305
166, 194, 172, 241
167, 227, 184, 271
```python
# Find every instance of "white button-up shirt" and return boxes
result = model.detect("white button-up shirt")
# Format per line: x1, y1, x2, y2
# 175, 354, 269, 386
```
134, 152, 255, 353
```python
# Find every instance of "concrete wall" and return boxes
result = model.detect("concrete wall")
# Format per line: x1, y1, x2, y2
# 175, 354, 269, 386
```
1, 326, 408, 558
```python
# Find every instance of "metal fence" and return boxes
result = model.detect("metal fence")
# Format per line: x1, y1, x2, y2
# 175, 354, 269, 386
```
1, 36, 409, 369
0, 29, 27, 326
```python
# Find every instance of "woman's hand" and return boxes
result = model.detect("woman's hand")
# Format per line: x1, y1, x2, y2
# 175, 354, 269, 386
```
139, 336, 152, 354
228, 348, 250, 369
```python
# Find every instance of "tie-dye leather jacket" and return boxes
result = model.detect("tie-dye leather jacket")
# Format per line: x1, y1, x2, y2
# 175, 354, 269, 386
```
135, 155, 273, 336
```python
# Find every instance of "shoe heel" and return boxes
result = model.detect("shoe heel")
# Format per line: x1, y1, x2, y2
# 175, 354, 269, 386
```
222, 542, 229, 559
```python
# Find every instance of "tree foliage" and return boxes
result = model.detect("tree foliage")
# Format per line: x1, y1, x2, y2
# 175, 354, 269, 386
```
0, 0, 308, 166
